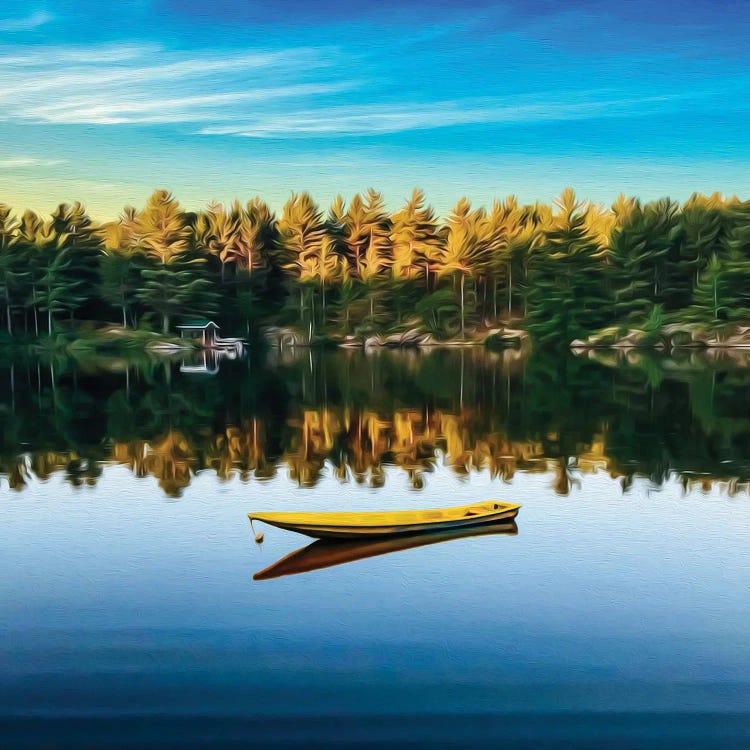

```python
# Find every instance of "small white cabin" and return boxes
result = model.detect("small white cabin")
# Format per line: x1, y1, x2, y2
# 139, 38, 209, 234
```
176, 320, 220, 347
177, 320, 245, 353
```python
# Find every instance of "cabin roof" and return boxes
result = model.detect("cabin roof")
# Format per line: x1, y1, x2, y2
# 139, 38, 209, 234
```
176, 320, 219, 330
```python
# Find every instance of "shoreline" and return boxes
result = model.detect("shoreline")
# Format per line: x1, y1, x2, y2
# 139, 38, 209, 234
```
6, 325, 750, 354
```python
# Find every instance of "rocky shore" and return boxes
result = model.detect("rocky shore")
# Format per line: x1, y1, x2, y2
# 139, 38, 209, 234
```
262, 326, 530, 350
572, 324, 750, 350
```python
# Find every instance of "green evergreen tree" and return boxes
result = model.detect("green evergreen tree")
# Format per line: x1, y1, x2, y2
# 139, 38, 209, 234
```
99, 250, 144, 327
722, 207, 750, 317
526, 190, 612, 345
49, 202, 101, 322
137, 257, 219, 334
611, 199, 680, 321
683, 254, 736, 331
0, 205, 23, 334
14, 210, 54, 335
674, 194, 728, 305
36, 247, 88, 333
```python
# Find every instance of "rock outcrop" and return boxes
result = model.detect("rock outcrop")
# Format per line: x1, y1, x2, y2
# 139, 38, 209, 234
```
572, 324, 750, 350
662, 324, 750, 348
263, 325, 532, 350
570, 327, 659, 350
485, 327, 530, 348
262, 326, 310, 348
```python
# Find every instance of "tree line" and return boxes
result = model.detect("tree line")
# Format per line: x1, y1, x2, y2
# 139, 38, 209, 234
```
1, 188, 750, 344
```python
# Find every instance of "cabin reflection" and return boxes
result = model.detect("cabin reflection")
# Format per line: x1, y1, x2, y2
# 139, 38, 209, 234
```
180, 347, 241, 375
180, 350, 221, 375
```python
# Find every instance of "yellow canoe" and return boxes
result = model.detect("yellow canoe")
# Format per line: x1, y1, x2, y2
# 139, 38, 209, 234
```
248, 501, 520, 540
253, 520, 518, 580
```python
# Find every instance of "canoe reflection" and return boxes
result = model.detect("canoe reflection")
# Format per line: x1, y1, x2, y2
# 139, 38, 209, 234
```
253, 519, 518, 580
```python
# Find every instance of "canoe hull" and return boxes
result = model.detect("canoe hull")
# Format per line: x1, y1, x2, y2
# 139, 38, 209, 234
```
249, 502, 520, 540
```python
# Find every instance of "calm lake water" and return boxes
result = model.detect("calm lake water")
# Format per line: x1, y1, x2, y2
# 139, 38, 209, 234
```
1, 347, 749, 749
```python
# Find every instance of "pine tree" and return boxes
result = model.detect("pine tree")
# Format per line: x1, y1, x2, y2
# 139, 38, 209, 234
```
130, 190, 190, 266
316, 236, 342, 325
611, 198, 681, 322
721, 206, 750, 318
675, 193, 728, 304
343, 189, 391, 325
99, 250, 144, 327
99, 216, 144, 327
390, 189, 441, 284
49, 202, 101, 322
36, 246, 88, 333
138, 258, 219, 334
0, 205, 22, 334
435, 198, 483, 339
684, 254, 737, 332
484, 196, 525, 321
127, 191, 195, 332
278, 192, 326, 339
526, 189, 611, 345
15, 210, 54, 335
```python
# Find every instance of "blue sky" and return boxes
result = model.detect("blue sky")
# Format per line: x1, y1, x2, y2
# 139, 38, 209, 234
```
1, 1, 749, 217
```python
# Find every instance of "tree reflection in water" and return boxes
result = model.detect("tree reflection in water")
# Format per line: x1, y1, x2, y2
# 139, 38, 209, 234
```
0, 347, 749, 497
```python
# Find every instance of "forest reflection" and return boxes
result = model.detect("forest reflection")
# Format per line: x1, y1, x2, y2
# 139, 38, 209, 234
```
1, 348, 749, 497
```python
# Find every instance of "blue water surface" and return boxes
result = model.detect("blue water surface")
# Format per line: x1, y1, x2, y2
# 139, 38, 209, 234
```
1, 462, 749, 748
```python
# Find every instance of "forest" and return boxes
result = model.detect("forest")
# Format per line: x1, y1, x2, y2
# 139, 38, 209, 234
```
1, 187, 750, 346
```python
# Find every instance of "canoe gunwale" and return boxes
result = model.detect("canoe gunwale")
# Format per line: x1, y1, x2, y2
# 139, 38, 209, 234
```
248, 502, 520, 540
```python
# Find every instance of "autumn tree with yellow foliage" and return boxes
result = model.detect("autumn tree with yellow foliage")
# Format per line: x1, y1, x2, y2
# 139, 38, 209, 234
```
1, 185, 749, 344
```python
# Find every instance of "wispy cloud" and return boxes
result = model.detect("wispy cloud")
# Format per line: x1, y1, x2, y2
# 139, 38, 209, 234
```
0, 10, 53, 32
0, 156, 66, 168
0, 38, 699, 139
199, 93, 685, 138
20, 83, 357, 125
0, 42, 348, 124
0, 43, 159, 66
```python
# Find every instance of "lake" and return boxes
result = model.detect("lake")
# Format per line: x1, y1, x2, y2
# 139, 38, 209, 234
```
1, 347, 749, 749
